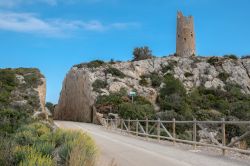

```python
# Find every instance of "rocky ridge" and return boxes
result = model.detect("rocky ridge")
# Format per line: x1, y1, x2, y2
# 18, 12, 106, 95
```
54, 56, 250, 122
0, 68, 47, 117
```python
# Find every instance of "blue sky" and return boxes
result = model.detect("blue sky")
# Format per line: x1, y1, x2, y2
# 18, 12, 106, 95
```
0, 0, 250, 103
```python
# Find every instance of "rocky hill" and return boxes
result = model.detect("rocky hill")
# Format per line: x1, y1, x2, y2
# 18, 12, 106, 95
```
54, 55, 250, 123
0, 68, 46, 117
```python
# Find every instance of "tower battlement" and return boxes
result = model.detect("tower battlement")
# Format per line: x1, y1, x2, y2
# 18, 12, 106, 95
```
176, 11, 196, 57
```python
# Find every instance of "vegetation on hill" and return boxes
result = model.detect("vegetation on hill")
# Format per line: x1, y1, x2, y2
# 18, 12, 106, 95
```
95, 88, 155, 120
0, 121, 97, 166
0, 68, 98, 166
0, 68, 44, 114
132, 46, 154, 61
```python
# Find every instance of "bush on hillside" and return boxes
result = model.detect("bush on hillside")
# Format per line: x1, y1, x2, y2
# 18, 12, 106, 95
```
218, 72, 230, 82
0, 109, 30, 135
139, 75, 148, 86
132, 46, 154, 61
92, 79, 107, 92
1, 121, 97, 166
74, 60, 106, 69
224, 54, 238, 60
207, 57, 219, 66
0, 69, 17, 105
241, 55, 250, 59
104, 67, 125, 78
118, 103, 154, 120
46, 102, 54, 115
149, 73, 162, 87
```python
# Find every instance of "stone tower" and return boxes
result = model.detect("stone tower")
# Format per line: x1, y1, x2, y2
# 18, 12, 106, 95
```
176, 11, 196, 57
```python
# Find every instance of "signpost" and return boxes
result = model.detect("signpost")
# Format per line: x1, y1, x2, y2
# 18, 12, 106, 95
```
129, 91, 136, 103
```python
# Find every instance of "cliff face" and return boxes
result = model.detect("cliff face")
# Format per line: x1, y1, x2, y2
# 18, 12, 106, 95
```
54, 56, 250, 122
0, 68, 46, 116
54, 69, 95, 122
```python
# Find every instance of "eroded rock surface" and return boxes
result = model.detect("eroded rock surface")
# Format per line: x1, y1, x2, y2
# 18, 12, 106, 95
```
54, 56, 250, 122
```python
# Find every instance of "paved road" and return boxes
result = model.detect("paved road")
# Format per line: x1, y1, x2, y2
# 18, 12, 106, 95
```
55, 121, 249, 166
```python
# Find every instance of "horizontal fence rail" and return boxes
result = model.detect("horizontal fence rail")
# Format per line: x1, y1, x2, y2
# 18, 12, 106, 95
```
102, 118, 250, 156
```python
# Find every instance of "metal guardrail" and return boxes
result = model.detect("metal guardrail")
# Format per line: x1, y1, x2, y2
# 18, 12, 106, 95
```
103, 118, 250, 155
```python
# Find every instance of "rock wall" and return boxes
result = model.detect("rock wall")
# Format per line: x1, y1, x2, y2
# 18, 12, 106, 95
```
54, 56, 250, 122
35, 77, 47, 113
54, 69, 95, 122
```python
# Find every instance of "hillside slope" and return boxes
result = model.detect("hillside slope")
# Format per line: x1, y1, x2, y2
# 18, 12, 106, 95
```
0, 68, 46, 118
54, 56, 250, 122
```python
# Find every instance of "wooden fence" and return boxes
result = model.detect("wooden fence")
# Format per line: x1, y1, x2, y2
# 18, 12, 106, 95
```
102, 118, 250, 155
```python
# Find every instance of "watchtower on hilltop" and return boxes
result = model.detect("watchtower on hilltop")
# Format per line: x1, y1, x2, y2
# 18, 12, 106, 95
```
176, 11, 196, 57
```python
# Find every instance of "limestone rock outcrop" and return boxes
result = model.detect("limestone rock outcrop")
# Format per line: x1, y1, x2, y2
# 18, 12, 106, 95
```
0, 68, 47, 116
54, 56, 250, 122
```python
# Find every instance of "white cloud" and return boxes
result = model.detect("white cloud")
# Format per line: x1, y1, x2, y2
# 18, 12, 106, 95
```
0, 12, 140, 37
0, 0, 57, 8
0, 0, 111, 8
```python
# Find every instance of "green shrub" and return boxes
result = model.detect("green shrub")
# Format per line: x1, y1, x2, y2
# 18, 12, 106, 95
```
0, 136, 16, 166
195, 109, 223, 121
38, 129, 65, 148
18, 122, 51, 137
0, 69, 17, 105
161, 65, 174, 73
87, 60, 105, 68
19, 152, 55, 166
132, 46, 154, 61
58, 130, 97, 165
33, 142, 55, 156
160, 74, 186, 97
149, 73, 162, 87
92, 79, 107, 92
118, 103, 154, 120
184, 72, 194, 77
13, 146, 37, 164
15, 130, 37, 146
241, 55, 250, 59
0, 69, 17, 89
207, 57, 219, 66
133, 96, 152, 105
15, 68, 44, 79
24, 73, 41, 88
95, 91, 124, 113
0, 109, 30, 134
46, 102, 54, 115
104, 67, 125, 78
218, 72, 230, 82
178, 130, 193, 141
139, 76, 148, 86
158, 74, 192, 119
224, 54, 238, 60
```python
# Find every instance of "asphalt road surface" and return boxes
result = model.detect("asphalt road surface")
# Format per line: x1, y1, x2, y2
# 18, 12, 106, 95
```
55, 121, 249, 166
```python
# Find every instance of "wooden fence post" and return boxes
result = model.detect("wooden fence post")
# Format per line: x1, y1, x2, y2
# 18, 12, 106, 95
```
136, 119, 139, 136
146, 117, 149, 140
193, 118, 197, 149
222, 118, 226, 155
173, 118, 176, 145
115, 118, 118, 129
107, 119, 109, 130
157, 118, 161, 142
128, 118, 131, 134
121, 119, 124, 133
